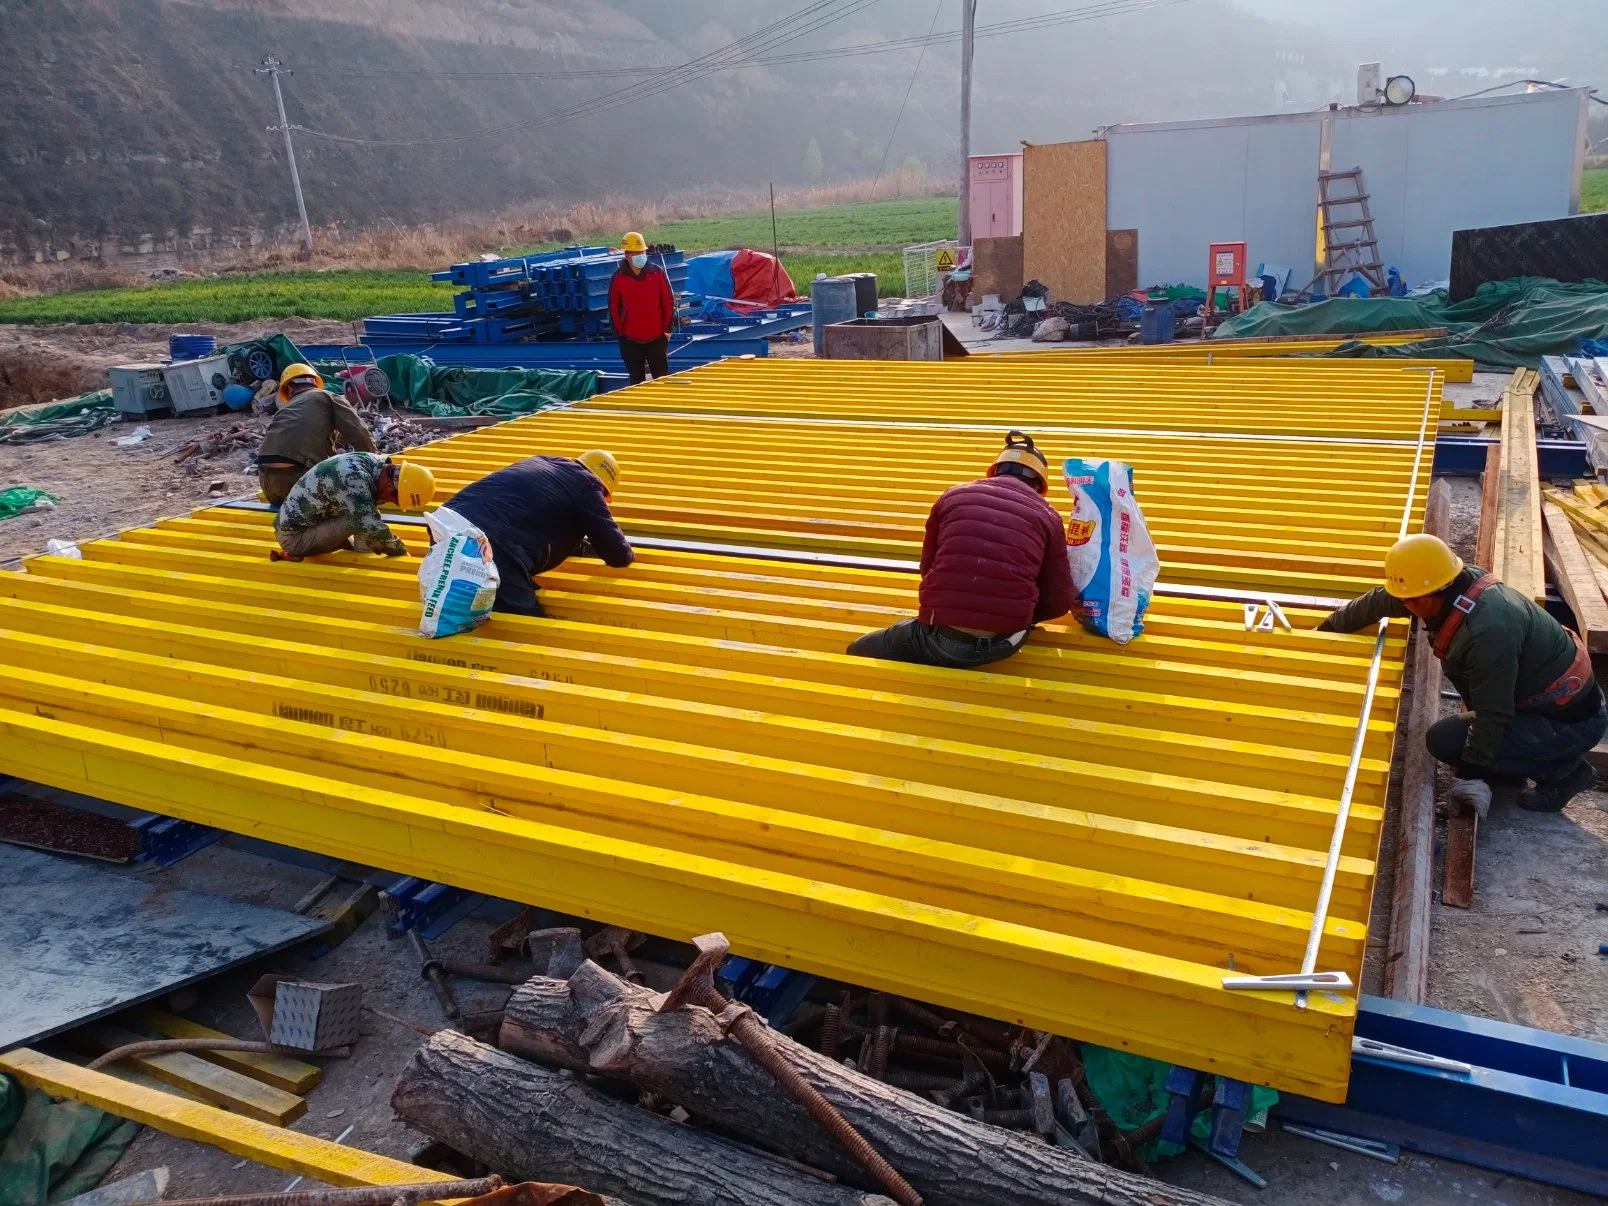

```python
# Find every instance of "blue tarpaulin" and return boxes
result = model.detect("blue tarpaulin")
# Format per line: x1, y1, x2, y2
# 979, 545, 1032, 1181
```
685, 251, 738, 303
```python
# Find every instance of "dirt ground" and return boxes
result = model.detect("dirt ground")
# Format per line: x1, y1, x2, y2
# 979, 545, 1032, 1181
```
0, 318, 362, 409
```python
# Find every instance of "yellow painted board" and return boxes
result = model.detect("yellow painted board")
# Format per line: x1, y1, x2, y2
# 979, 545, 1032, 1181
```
0, 707, 1358, 1098
131, 1009, 321, 1094
80, 1022, 305, 1125
0, 1049, 453, 1189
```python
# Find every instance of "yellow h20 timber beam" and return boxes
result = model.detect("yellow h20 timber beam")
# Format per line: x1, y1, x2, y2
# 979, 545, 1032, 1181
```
0, 357, 1429, 1103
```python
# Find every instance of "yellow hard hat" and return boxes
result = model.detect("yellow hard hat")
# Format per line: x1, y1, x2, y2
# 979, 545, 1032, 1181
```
1384, 533, 1464, 599
277, 362, 324, 402
619, 232, 648, 254
394, 461, 436, 511
986, 430, 1050, 495
577, 449, 620, 496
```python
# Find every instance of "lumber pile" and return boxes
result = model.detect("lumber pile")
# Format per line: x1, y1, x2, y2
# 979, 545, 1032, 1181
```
1492, 368, 1545, 602
1540, 481, 1608, 655
391, 956, 1236, 1206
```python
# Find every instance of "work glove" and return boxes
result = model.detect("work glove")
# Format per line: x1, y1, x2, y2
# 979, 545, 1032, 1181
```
1445, 777, 1492, 820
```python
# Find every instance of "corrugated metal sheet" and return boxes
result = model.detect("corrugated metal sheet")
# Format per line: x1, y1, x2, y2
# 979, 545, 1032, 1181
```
0, 356, 1434, 1101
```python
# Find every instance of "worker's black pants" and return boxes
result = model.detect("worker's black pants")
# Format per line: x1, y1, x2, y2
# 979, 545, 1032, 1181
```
619, 335, 670, 385
846, 618, 1026, 670
490, 549, 546, 617
1427, 693, 1607, 782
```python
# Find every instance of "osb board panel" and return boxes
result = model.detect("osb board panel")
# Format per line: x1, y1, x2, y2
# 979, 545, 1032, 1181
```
970, 235, 1023, 303
1106, 229, 1138, 297
1023, 139, 1108, 304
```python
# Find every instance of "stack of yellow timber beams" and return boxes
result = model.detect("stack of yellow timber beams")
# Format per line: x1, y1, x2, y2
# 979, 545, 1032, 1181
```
975, 329, 1473, 383
400, 360, 1436, 599
0, 525, 1403, 1101
0, 357, 1438, 1101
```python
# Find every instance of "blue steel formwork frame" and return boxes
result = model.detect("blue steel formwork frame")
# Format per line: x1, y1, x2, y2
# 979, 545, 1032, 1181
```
1275, 995, 1608, 1196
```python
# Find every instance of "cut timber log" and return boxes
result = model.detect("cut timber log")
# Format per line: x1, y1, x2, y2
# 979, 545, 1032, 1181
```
1383, 480, 1450, 1003
1493, 368, 1544, 602
1543, 502, 1608, 653
498, 962, 1233, 1206
1475, 444, 1500, 569
391, 1030, 891, 1206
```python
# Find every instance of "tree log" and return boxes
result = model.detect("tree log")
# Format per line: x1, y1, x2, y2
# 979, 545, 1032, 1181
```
391, 1030, 891, 1206
499, 962, 1233, 1206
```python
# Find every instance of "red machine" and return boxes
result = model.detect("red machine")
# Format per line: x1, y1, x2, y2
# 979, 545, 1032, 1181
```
1203, 241, 1250, 327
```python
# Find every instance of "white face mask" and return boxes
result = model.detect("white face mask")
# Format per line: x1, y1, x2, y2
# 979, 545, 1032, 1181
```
629, 253, 647, 269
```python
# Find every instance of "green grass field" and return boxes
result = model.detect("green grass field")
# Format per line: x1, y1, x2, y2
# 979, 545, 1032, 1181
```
1584, 168, 1608, 213
0, 269, 454, 325
0, 196, 955, 324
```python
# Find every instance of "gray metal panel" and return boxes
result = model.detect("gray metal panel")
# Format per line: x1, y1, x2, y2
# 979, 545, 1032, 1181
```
1101, 90, 1589, 291
1106, 118, 1319, 288
1330, 90, 1584, 286
0, 844, 328, 1050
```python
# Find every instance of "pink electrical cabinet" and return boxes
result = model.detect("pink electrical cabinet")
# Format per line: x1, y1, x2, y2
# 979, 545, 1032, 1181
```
968, 153, 1023, 239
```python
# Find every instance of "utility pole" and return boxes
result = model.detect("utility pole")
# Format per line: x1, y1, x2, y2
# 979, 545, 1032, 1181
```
256, 56, 313, 252
957, 0, 976, 249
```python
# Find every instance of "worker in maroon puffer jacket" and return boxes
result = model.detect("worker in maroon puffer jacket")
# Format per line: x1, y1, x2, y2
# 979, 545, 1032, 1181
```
848, 431, 1076, 669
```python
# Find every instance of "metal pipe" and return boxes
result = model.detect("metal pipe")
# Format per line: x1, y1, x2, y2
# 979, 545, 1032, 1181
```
1294, 368, 1439, 1008
153, 1174, 499, 1205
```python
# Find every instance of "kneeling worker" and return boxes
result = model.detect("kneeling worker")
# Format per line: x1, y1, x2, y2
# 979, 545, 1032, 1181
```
847, 431, 1075, 669
441, 450, 633, 616
272, 451, 434, 561
258, 363, 377, 505
1318, 533, 1606, 815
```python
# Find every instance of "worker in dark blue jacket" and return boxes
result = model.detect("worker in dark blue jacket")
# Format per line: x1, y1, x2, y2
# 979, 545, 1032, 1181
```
441, 450, 633, 616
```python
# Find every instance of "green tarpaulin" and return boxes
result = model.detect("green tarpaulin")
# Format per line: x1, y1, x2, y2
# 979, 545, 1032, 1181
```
0, 1074, 140, 1205
1081, 1046, 1277, 1164
1212, 277, 1608, 370
0, 391, 117, 444
376, 354, 599, 419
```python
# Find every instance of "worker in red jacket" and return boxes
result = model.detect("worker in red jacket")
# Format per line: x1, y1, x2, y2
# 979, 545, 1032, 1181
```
608, 231, 676, 385
848, 431, 1076, 669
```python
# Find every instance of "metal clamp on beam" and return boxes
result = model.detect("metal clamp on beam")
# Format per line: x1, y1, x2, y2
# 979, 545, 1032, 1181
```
1221, 971, 1354, 993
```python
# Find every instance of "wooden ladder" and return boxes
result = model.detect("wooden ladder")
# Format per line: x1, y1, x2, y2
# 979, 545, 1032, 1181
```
1316, 167, 1387, 295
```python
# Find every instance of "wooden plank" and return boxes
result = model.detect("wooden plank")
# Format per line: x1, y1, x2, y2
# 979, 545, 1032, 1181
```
131, 1008, 321, 1094
1383, 481, 1450, 1002
1543, 502, 1608, 652
1493, 368, 1545, 600
1476, 443, 1501, 568
0, 1047, 454, 1189
1442, 812, 1478, 910
1022, 139, 1107, 304
79, 1022, 306, 1125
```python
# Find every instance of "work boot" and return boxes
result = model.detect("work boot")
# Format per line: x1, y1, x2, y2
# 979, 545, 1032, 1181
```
1489, 774, 1527, 810
1517, 759, 1598, 813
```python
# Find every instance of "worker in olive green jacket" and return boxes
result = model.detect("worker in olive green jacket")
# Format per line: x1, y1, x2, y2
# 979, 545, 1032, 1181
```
1318, 533, 1605, 818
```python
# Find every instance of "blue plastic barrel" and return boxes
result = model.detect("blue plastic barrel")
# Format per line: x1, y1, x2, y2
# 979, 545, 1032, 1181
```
811, 277, 858, 357
169, 333, 216, 360
1139, 303, 1175, 345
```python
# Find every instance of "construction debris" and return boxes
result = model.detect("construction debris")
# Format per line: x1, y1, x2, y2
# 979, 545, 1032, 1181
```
173, 421, 264, 464
495, 958, 1233, 1206
392, 1031, 897, 1206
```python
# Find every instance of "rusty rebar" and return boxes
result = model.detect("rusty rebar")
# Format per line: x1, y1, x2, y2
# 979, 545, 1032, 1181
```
659, 933, 922, 1206
883, 1068, 962, 1093
152, 1175, 500, 1205
888, 998, 957, 1037
409, 930, 462, 1025
428, 954, 530, 985
87, 1038, 349, 1071
869, 1025, 893, 1079
818, 1003, 842, 1060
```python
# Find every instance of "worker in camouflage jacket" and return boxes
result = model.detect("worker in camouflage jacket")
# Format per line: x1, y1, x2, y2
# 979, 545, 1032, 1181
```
272, 451, 434, 561
1318, 533, 1605, 816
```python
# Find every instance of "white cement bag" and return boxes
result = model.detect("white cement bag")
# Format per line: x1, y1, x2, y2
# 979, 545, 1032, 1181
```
1062, 457, 1158, 645
418, 506, 500, 639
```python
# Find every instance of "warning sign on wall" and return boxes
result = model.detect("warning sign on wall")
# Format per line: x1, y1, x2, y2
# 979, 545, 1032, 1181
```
935, 248, 958, 272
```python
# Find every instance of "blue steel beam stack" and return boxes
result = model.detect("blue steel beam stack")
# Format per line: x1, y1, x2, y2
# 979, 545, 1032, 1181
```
396, 245, 689, 344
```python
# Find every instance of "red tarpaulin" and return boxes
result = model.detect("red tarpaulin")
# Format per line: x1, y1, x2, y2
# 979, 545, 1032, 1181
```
729, 249, 799, 312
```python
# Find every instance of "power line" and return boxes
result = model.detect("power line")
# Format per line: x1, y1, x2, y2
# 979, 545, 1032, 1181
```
296, 0, 881, 148
873, 0, 944, 186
